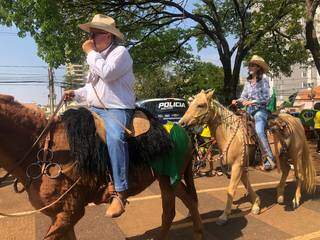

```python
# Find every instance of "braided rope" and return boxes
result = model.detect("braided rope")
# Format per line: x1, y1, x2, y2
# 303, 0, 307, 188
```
209, 117, 241, 164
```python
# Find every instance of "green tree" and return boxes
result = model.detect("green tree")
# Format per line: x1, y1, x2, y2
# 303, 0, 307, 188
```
305, 0, 320, 75
172, 61, 224, 98
0, 0, 308, 102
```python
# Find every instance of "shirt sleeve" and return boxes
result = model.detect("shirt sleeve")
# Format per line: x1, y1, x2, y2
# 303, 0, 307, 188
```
238, 82, 249, 101
86, 46, 133, 83
74, 83, 90, 102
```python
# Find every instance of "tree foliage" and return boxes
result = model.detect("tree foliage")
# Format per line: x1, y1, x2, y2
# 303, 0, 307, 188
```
305, 0, 320, 75
0, 0, 309, 101
135, 60, 224, 100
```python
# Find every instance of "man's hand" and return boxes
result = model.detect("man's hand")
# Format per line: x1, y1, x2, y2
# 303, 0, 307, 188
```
64, 90, 75, 101
82, 40, 95, 54
242, 100, 253, 106
231, 99, 238, 105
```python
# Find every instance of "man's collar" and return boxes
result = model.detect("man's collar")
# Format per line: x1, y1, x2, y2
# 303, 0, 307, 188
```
101, 43, 113, 54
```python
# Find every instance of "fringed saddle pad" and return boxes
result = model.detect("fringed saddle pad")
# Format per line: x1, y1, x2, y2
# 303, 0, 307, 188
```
267, 115, 292, 139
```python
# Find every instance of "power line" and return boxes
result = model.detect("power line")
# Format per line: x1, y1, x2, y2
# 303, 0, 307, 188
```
0, 65, 47, 68
0, 31, 18, 34
0, 65, 66, 69
0, 72, 66, 75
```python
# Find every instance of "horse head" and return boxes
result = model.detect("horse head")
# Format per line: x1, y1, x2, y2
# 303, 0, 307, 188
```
0, 94, 14, 103
179, 89, 215, 128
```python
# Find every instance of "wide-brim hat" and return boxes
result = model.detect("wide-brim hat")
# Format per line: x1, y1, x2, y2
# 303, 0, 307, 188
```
249, 55, 269, 72
79, 14, 124, 42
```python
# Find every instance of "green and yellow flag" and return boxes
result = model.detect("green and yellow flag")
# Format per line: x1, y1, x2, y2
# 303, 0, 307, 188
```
267, 87, 277, 112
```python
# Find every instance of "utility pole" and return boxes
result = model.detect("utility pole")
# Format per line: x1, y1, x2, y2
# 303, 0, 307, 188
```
48, 67, 56, 115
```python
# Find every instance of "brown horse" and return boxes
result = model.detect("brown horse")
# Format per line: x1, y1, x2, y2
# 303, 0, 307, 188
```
179, 90, 316, 225
0, 94, 203, 240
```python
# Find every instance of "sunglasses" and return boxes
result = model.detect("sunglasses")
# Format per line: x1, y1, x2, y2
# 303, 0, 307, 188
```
89, 32, 108, 39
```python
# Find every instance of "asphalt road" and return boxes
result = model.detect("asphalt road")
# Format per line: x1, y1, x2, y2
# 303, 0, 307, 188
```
1, 141, 320, 240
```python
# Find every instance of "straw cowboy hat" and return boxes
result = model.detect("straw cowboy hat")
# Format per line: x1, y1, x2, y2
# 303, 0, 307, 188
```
79, 14, 124, 42
249, 55, 269, 72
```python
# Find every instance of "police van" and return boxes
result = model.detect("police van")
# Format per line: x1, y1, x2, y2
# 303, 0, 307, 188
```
136, 98, 188, 124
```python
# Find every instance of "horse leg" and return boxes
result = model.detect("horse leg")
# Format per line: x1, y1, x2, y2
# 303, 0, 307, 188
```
240, 170, 261, 215
276, 157, 290, 205
44, 210, 84, 240
175, 181, 203, 240
158, 176, 176, 240
292, 160, 302, 209
217, 163, 243, 225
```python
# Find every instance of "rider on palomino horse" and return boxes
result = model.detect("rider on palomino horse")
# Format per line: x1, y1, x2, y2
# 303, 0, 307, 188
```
232, 55, 276, 171
64, 14, 134, 218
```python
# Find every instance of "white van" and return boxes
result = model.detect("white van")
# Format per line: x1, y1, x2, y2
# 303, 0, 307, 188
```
136, 98, 188, 124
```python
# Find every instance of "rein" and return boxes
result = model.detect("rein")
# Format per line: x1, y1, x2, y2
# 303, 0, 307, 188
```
0, 177, 81, 218
195, 99, 243, 178
209, 118, 242, 178
0, 95, 84, 218
0, 95, 66, 185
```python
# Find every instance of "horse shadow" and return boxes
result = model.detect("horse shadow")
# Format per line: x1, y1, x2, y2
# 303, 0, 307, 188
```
233, 182, 320, 212
126, 209, 248, 240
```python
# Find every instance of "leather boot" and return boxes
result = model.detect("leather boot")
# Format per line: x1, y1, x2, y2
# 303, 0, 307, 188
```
105, 191, 127, 218
260, 156, 276, 171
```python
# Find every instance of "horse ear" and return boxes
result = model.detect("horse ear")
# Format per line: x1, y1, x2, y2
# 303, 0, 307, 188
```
205, 89, 215, 100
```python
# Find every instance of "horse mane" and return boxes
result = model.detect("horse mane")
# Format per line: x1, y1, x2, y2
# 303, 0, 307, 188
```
210, 99, 239, 129
0, 94, 47, 134
61, 107, 173, 178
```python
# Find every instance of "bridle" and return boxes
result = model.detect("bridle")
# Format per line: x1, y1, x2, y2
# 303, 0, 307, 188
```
192, 99, 236, 127
0, 94, 66, 186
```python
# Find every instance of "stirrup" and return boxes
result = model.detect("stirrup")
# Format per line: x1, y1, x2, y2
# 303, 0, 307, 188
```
260, 158, 276, 171
105, 193, 129, 218
109, 192, 129, 207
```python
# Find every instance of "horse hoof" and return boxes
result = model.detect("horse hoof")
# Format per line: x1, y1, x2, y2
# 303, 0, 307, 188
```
251, 207, 260, 215
216, 218, 228, 226
292, 199, 300, 209
277, 196, 284, 205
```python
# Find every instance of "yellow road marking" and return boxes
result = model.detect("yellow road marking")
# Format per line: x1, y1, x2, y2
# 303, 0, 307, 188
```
127, 179, 294, 202
0, 178, 295, 219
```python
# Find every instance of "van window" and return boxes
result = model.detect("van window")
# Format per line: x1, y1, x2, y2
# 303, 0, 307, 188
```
138, 99, 187, 123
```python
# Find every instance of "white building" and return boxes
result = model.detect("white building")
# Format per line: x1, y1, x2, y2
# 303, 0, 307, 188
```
66, 63, 86, 85
272, 9, 320, 101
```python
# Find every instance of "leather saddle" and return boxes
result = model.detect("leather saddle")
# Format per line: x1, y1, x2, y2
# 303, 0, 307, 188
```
92, 109, 151, 144
238, 111, 290, 166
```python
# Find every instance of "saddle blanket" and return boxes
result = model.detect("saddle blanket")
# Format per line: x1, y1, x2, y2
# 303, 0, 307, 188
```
149, 121, 189, 186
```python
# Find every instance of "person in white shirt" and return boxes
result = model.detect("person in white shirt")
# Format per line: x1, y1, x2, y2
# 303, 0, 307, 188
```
64, 14, 135, 218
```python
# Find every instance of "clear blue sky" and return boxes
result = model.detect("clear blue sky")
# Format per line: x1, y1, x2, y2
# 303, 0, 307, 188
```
0, 25, 65, 105
0, 24, 244, 105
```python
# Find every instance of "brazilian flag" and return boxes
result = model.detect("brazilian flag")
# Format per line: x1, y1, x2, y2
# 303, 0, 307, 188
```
150, 122, 190, 187
267, 87, 277, 112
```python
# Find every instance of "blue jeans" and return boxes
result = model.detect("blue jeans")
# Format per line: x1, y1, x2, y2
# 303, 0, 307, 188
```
91, 107, 133, 192
248, 108, 274, 164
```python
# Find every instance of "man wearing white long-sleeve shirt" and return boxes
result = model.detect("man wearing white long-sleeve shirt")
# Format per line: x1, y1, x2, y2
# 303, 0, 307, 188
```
64, 14, 135, 218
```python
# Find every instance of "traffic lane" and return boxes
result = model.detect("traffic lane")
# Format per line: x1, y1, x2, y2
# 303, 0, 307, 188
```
123, 180, 320, 240
0, 167, 319, 239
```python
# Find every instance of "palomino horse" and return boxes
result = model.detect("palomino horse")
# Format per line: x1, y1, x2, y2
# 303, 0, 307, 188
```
0, 94, 203, 240
179, 90, 316, 225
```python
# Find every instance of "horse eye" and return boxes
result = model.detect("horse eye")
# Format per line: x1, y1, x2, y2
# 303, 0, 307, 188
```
197, 103, 206, 109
